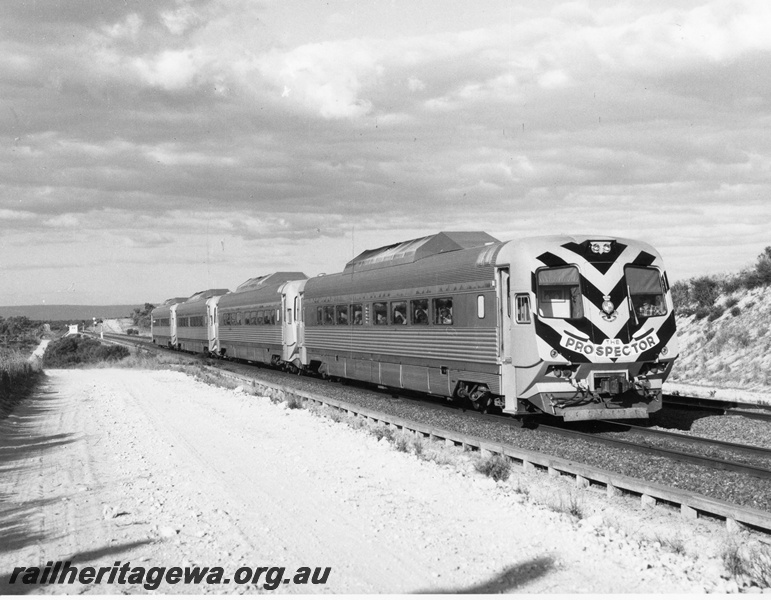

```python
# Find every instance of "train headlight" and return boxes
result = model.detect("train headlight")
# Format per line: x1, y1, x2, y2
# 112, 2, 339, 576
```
550, 350, 558, 358
660, 346, 668, 356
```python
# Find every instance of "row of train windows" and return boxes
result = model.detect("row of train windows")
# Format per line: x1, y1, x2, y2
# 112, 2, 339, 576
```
154, 318, 170, 327
177, 316, 205, 328
221, 309, 280, 326
315, 297, 456, 326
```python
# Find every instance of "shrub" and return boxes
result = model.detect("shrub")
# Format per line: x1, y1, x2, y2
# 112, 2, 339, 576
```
691, 276, 721, 308
370, 424, 394, 443
694, 307, 710, 320
475, 453, 511, 481
44, 336, 130, 367
730, 306, 741, 317
707, 306, 724, 322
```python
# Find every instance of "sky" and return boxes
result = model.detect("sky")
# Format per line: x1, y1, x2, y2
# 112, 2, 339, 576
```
2, 0, 771, 305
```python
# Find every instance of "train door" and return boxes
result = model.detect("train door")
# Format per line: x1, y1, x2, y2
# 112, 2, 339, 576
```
170, 304, 179, 346
281, 281, 304, 367
207, 297, 219, 355
497, 268, 518, 412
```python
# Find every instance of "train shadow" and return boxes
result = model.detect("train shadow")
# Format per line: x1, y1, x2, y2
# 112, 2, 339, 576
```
415, 556, 555, 594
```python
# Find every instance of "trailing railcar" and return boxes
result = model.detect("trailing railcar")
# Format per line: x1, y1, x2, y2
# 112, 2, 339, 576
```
151, 297, 187, 348
300, 232, 678, 421
176, 289, 230, 354
216, 272, 307, 367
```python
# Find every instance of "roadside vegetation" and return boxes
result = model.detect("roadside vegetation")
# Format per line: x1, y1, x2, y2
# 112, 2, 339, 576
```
671, 246, 771, 318
44, 336, 130, 367
0, 348, 43, 417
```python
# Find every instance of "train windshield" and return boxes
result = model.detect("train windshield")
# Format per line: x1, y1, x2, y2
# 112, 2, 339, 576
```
537, 266, 584, 319
625, 266, 666, 317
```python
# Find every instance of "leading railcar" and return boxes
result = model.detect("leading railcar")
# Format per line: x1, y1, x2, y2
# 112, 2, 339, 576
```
151, 231, 678, 421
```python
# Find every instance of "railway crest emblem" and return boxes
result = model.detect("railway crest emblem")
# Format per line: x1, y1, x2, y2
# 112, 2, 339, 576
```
601, 295, 617, 321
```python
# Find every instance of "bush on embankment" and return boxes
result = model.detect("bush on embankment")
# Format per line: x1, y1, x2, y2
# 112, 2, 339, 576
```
0, 349, 42, 417
44, 336, 130, 368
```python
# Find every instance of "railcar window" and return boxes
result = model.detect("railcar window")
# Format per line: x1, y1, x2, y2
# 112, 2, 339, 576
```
236, 312, 242, 325
625, 266, 667, 318
515, 294, 531, 324
391, 301, 407, 325
351, 304, 362, 325
477, 295, 485, 319
411, 299, 428, 325
336, 305, 349, 325
276, 308, 281, 324
537, 267, 583, 319
433, 298, 453, 325
323, 305, 335, 325
315, 307, 322, 325
373, 302, 387, 325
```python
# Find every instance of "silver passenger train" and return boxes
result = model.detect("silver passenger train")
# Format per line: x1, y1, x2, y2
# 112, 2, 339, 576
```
151, 232, 678, 421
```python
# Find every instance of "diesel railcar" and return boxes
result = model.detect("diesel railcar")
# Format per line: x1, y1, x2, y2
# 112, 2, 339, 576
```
216, 272, 306, 367
150, 297, 188, 348
174, 288, 230, 354
150, 230, 678, 422
301, 232, 678, 421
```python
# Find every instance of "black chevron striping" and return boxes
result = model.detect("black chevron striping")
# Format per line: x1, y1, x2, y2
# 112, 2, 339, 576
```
536, 252, 570, 268
580, 275, 627, 314
561, 241, 628, 275
534, 318, 588, 363
630, 251, 657, 267
638, 312, 677, 362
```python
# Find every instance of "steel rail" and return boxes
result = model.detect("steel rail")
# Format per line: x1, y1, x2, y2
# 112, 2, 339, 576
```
663, 396, 771, 422
601, 420, 771, 458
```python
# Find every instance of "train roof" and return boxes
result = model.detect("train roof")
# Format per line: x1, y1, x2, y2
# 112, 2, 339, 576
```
236, 272, 307, 292
185, 288, 230, 303
162, 297, 189, 306
218, 272, 309, 308
343, 231, 499, 274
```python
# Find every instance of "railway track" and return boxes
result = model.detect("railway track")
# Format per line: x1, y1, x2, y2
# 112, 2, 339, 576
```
663, 394, 771, 422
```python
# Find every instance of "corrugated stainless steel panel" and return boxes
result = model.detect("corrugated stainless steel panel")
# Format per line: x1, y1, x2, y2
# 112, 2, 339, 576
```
219, 329, 282, 344
305, 246, 496, 301
303, 328, 498, 363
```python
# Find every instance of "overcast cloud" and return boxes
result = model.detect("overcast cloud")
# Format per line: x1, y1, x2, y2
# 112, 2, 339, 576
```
2, 0, 770, 304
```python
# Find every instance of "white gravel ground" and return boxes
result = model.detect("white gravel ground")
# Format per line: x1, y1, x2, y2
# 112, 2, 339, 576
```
1, 368, 768, 594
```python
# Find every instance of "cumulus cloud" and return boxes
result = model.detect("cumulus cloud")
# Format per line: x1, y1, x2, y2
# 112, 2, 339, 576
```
2, 0, 771, 304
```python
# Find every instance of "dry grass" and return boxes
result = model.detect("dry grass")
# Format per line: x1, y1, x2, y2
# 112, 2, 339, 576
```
474, 453, 512, 482
721, 538, 771, 587
1, 348, 42, 417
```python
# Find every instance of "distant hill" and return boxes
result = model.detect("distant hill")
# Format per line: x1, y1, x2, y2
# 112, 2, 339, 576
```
0, 305, 148, 321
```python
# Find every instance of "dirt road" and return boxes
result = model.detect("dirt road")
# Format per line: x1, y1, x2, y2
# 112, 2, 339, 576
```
0, 369, 743, 593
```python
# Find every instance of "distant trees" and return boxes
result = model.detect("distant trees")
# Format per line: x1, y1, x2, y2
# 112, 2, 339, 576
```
131, 303, 155, 329
671, 246, 771, 318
